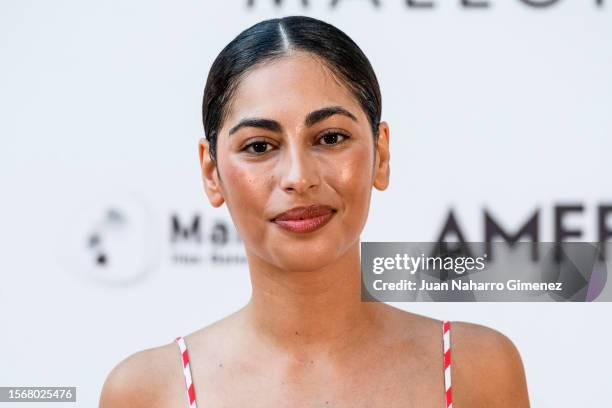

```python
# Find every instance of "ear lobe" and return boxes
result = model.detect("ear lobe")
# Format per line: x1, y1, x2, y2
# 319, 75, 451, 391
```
198, 138, 225, 208
373, 121, 390, 191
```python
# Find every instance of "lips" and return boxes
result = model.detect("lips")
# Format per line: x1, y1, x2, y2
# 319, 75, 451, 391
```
271, 204, 336, 233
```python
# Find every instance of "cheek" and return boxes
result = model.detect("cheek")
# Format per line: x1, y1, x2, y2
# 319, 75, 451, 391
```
336, 145, 374, 198
219, 161, 271, 234
328, 144, 374, 230
221, 163, 270, 200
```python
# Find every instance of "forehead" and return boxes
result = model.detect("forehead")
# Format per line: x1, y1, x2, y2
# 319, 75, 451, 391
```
223, 52, 367, 129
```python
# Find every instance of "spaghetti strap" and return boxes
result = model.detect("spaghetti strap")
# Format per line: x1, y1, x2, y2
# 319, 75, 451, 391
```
175, 336, 199, 408
174, 326, 451, 408
442, 321, 452, 408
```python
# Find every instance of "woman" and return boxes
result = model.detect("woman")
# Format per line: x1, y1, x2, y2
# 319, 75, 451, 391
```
100, 16, 530, 407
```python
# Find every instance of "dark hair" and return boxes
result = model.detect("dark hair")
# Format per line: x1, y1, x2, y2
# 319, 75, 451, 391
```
202, 15, 382, 164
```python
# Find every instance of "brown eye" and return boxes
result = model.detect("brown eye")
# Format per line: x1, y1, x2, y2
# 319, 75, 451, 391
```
243, 141, 273, 155
318, 132, 349, 146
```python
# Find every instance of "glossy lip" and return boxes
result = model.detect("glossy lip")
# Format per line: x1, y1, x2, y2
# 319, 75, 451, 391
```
271, 204, 337, 233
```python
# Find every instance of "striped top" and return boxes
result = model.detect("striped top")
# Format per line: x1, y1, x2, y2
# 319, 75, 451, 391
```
175, 320, 452, 408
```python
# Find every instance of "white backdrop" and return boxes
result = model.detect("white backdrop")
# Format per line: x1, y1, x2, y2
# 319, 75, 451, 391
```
1, 1, 610, 407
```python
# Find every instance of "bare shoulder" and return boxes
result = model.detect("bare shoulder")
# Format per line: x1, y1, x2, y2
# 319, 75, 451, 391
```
98, 308, 247, 407
99, 341, 184, 408
450, 321, 530, 408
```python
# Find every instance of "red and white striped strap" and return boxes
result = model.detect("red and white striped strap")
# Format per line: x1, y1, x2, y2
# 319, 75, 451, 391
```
442, 320, 453, 408
176, 325, 451, 408
175, 336, 198, 408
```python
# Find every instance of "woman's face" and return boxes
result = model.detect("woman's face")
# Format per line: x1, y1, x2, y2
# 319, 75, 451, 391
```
199, 52, 390, 272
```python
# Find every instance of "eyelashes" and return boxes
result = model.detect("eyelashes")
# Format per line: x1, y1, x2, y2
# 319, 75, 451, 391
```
242, 140, 273, 155
241, 131, 351, 155
318, 130, 349, 146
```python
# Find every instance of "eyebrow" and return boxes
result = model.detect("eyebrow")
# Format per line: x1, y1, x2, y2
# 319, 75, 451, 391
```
227, 105, 358, 136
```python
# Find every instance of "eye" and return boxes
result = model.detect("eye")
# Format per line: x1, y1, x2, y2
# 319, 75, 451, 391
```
318, 131, 349, 146
242, 140, 274, 155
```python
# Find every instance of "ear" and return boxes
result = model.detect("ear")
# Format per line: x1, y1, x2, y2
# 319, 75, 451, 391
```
198, 138, 225, 208
373, 121, 390, 191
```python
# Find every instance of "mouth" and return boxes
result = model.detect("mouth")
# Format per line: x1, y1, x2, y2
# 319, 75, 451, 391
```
271, 204, 337, 233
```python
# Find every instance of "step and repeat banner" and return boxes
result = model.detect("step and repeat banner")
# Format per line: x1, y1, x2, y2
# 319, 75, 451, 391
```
1, 1, 610, 406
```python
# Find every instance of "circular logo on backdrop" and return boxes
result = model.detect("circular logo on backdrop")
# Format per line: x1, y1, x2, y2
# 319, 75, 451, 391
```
59, 189, 160, 286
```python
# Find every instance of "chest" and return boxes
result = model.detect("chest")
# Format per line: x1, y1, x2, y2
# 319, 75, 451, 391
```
182, 352, 447, 408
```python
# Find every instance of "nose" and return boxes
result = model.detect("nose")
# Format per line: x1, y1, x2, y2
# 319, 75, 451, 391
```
279, 144, 320, 194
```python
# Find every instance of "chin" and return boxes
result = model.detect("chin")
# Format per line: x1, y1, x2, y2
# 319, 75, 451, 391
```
277, 256, 336, 273
272, 242, 344, 272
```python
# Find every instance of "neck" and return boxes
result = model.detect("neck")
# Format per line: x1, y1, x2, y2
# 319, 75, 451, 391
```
242, 241, 383, 356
